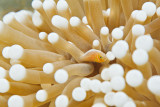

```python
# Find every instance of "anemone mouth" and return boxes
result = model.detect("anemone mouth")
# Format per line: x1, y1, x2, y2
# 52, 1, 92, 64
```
1, 0, 160, 107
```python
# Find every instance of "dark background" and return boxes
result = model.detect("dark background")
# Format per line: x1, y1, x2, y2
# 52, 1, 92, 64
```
0, 0, 33, 19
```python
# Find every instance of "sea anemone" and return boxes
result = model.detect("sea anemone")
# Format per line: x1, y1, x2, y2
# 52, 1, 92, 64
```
0, 0, 160, 107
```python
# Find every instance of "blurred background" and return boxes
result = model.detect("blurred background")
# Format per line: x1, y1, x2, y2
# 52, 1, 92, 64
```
0, 0, 32, 19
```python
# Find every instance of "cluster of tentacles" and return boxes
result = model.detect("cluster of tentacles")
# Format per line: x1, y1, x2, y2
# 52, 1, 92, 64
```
0, 0, 160, 107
